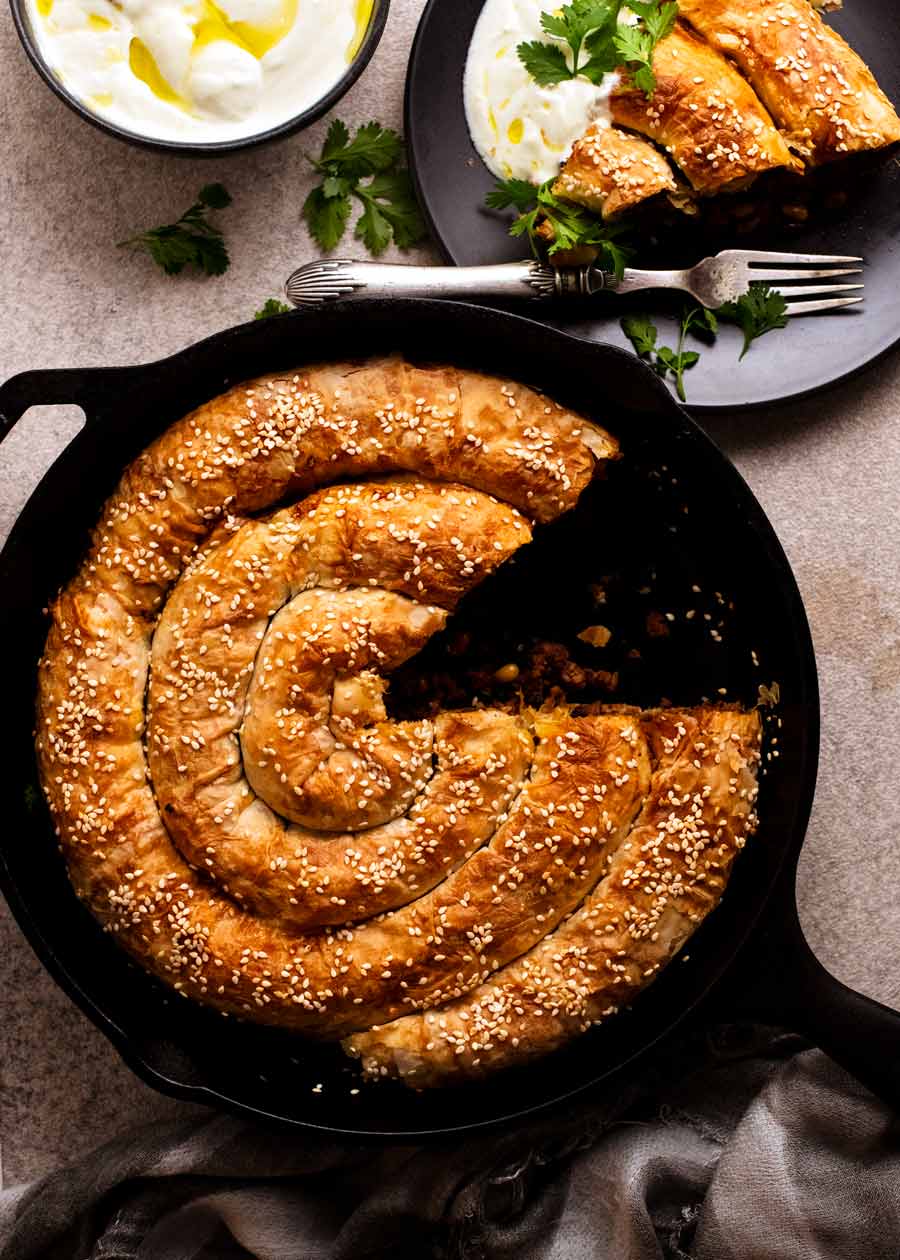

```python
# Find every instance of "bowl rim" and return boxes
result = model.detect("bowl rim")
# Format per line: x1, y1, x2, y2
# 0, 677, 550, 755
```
8, 0, 391, 157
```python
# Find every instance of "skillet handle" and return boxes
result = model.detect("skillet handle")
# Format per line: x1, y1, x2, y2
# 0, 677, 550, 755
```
724, 879, 900, 1109
0, 367, 140, 441
780, 912, 900, 1108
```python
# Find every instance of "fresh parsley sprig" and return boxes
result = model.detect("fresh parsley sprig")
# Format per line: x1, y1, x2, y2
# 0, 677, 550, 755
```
486, 177, 632, 278
254, 298, 291, 320
622, 305, 716, 401
621, 283, 789, 398
118, 184, 232, 277
518, 0, 619, 86
518, 0, 678, 98
614, 1, 678, 96
303, 120, 427, 256
718, 282, 789, 358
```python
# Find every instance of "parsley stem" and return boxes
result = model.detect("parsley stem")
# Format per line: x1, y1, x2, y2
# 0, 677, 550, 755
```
675, 318, 688, 403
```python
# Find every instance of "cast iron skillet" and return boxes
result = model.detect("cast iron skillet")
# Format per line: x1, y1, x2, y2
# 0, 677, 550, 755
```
1, 300, 899, 1140
404, 0, 900, 410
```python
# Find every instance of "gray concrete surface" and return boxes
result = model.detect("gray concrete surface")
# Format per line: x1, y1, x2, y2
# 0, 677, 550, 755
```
2, 0, 900, 1190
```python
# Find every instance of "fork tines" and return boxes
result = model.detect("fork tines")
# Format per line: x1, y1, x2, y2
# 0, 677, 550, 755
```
741, 249, 864, 315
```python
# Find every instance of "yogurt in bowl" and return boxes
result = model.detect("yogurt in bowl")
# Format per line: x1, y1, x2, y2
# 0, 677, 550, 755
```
21, 0, 377, 146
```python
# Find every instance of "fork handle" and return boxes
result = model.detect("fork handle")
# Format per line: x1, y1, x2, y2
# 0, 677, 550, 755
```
286, 259, 612, 305
284, 259, 694, 307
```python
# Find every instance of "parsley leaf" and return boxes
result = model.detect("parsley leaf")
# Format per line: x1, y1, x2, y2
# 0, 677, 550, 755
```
322, 174, 353, 200
487, 177, 633, 279
118, 183, 232, 277
517, 40, 571, 86
314, 118, 403, 178
718, 282, 788, 358
613, 23, 655, 90
303, 120, 426, 255
599, 236, 633, 281
547, 1, 617, 67
580, 24, 621, 81
355, 171, 427, 252
320, 117, 350, 160
539, 2, 609, 43
621, 313, 658, 357
303, 184, 352, 251
629, 0, 679, 42
485, 178, 543, 213
355, 196, 393, 255
254, 298, 291, 320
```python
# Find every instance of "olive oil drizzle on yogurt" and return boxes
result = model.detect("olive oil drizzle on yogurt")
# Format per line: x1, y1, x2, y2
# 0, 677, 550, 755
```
30, 0, 376, 142
127, 1, 300, 110
128, 35, 189, 110
347, 0, 374, 61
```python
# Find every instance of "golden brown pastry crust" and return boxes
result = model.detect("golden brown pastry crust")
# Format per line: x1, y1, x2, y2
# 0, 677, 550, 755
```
553, 121, 677, 218
345, 706, 761, 1086
611, 23, 802, 194
36, 360, 620, 1040
677, 0, 900, 164
148, 482, 537, 931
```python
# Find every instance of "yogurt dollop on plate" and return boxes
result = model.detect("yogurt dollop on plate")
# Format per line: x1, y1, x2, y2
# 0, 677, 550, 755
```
464, 0, 621, 184
27, 0, 375, 143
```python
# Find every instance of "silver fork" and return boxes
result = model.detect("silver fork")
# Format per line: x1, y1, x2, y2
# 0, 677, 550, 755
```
285, 250, 863, 315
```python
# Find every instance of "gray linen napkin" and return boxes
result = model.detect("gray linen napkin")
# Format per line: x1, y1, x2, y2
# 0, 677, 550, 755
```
2, 1025, 898, 1260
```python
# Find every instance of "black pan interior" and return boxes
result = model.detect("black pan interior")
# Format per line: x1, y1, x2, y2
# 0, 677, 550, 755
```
404, 0, 900, 410
0, 301, 817, 1137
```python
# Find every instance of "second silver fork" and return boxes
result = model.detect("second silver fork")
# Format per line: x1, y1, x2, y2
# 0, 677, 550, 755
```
285, 248, 864, 316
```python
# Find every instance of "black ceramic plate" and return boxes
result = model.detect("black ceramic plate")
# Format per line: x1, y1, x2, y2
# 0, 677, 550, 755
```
405, 0, 900, 409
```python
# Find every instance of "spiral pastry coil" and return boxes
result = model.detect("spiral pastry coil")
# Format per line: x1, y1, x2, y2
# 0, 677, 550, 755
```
36, 357, 760, 1085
